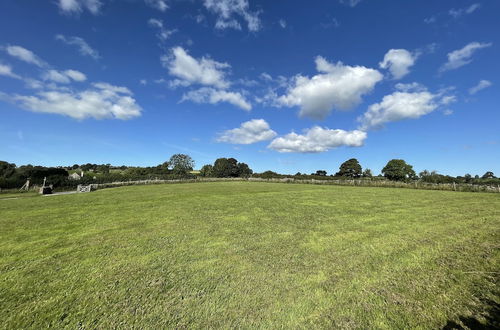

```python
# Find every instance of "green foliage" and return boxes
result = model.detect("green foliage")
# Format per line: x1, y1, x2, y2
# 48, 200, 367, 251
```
362, 168, 373, 178
0, 161, 16, 178
211, 158, 251, 178
255, 170, 282, 179
336, 158, 362, 178
199, 164, 213, 177
419, 170, 455, 184
382, 159, 416, 181
482, 171, 496, 179
169, 154, 195, 176
315, 170, 327, 176
237, 162, 253, 178
0, 182, 498, 328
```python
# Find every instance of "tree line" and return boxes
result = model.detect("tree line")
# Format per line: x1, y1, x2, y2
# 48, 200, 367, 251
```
0, 156, 498, 190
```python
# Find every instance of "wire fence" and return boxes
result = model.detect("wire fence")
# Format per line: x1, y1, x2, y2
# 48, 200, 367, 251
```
76, 177, 500, 194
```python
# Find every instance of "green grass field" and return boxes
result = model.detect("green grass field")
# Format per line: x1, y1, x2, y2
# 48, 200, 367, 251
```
1, 182, 499, 328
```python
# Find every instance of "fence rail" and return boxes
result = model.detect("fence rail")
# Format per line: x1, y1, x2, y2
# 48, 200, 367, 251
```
77, 177, 500, 193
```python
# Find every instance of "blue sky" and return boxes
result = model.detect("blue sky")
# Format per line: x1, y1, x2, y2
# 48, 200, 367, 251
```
0, 0, 498, 176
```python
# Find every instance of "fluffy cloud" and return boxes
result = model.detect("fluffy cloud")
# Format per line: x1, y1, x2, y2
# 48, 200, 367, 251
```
358, 85, 454, 130
217, 119, 276, 144
57, 0, 102, 14
162, 46, 230, 89
4, 45, 47, 67
268, 126, 367, 153
0, 64, 22, 80
277, 56, 383, 119
440, 42, 492, 72
469, 80, 492, 95
43, 69, 87, 84
181, 87, 251, 110
449, 3, 480, 18
203, 0, 261, 32
145, 0, 168, 11
379, 49, 417, 79
1, 83, 141, 120
148, 19, 176, 41
55, 35, 100, 60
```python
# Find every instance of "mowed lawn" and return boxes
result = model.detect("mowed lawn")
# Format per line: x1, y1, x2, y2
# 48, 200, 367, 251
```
0, 182, 499, 328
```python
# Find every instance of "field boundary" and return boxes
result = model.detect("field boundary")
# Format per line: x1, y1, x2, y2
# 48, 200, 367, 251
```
79, 177, 500, 194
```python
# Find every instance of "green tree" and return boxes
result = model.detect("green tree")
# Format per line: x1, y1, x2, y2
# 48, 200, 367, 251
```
315, 170, 327, 176
237, 162, 253, 178
169, 154, 194, 175
362, 168, 373, 178
481, 171, 496, 179
212, 158, 239, 178
199, 164, 213, 177
0, 161, 17, 178
382, 159, 416, 181
336, 158, 362, 178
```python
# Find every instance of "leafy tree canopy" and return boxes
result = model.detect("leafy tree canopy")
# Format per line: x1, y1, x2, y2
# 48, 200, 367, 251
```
169, 154, 195, 175
336, 158, 362, 178
382, 159, 416, 181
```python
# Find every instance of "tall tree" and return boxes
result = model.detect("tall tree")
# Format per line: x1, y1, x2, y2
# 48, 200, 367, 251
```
382, 159, 416, 181
336, 158, 362, 178
169, 154, 194, 175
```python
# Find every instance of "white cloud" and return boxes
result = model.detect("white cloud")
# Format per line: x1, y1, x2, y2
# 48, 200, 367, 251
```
277, 56, 383, 119
449, 3, 481, 18
358, 86, 454, 130
339, 0, 362, 7
57, 0, 102, 15
1, 83, 141, 120
203, 0, 262, 32
4, 45, 47, 67
148, 18, 176, 41
443, 109, 453, 116
162, 46, 230, 89
43, 69, 87, 84
379, 49, 417, 80
145, 0, 168, 11
55, 35, 100, 60
440, 42, 492, 72
93, 82, 132, 94
217, 119, 276, 144
394, 82, 426, 92
268, 126, 367, 153
469, 80, 492, 95
279, 19, 286, 28
181, 87, 251, 111
64, 69, 87, 82
0, 64, 22, 80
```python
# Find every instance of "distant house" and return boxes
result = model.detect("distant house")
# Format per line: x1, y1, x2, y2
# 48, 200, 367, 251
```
68, 172, 81, 180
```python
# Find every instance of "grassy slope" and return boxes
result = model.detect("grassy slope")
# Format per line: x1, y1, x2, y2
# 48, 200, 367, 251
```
0, 182, 498, 328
